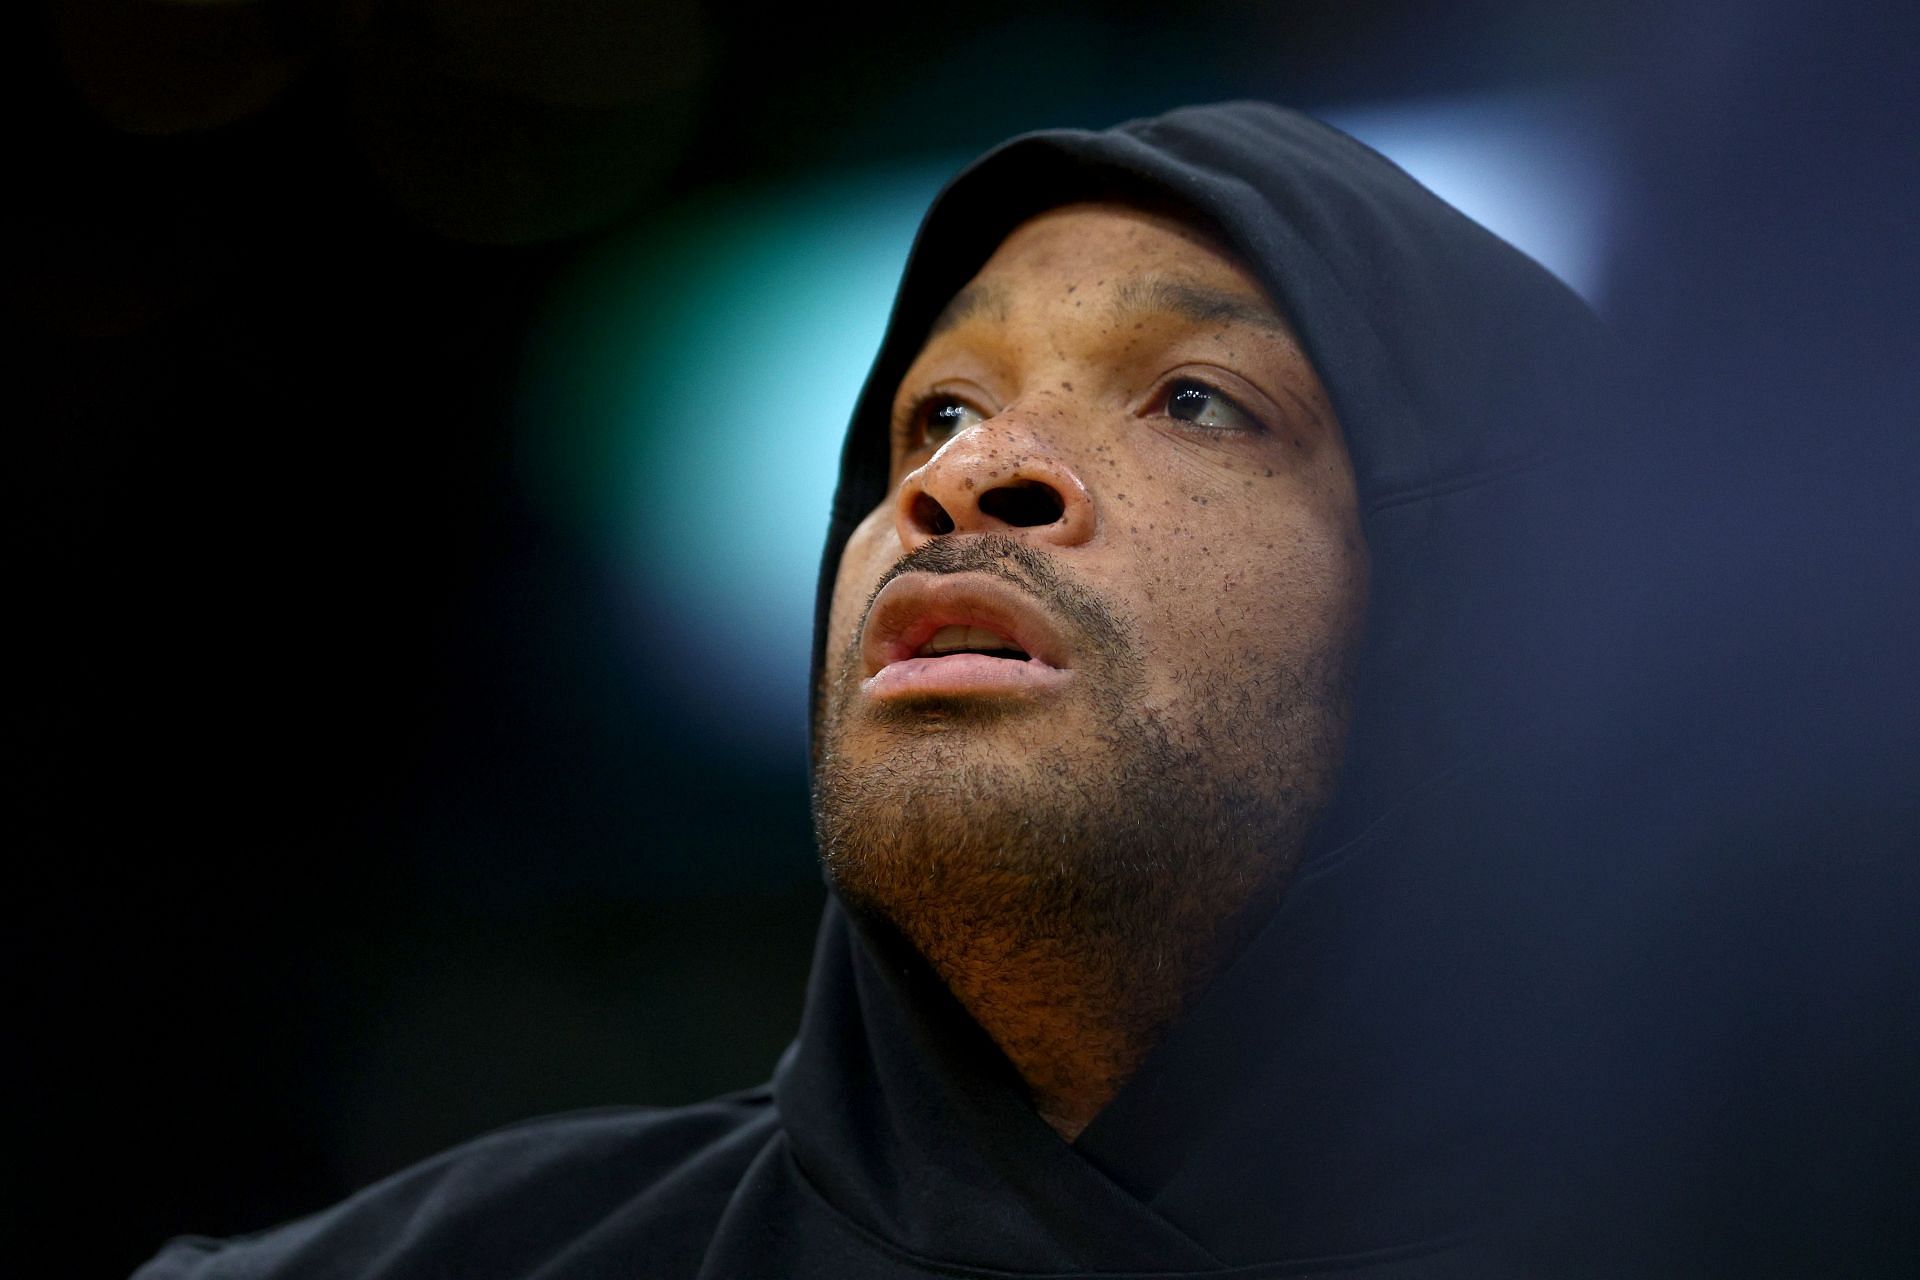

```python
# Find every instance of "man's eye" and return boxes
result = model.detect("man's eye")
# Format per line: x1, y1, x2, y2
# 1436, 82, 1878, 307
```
1163, 379, 1261, 434
916, 396, 986, 445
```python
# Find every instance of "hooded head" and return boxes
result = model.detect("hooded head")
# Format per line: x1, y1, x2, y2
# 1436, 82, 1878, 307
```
811, 197, 1373, 1134
811, 99, 1609, 855
783, 102, 1614, 1271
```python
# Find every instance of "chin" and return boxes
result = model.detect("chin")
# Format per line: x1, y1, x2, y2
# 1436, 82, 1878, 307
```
863, 690, 1062, 731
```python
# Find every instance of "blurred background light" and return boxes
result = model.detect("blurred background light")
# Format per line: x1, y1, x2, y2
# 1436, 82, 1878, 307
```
522, 157, 967, 756
522, 91, 1616, 760
1324, 91, 1615, 304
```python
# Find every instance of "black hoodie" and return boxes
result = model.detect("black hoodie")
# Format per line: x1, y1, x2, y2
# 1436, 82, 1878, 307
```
136, 102, 1635, 1280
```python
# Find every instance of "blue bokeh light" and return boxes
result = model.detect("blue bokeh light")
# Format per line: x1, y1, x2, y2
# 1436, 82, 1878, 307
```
1325, 92, 1614, 305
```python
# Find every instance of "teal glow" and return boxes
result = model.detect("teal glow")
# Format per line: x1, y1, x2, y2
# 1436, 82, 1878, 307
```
522, 159, 963, 753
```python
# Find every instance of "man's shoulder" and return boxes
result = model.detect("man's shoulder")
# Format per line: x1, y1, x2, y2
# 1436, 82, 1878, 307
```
133, 1088, 781, 1280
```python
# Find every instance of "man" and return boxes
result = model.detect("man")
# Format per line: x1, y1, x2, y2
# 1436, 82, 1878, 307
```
812, 198, 1370, 1142
138, 103, 1619, 1278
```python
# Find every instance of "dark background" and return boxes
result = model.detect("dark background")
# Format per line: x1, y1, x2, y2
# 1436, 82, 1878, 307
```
10, 2, 1915, 1275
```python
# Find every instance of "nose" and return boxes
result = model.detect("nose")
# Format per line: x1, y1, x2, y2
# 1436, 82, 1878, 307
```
893, 417, 1097, 553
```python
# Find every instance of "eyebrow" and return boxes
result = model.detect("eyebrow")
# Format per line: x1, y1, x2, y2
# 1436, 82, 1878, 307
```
1110, 276, 1295, 340
1119, 275, 1328, 431
927, 281, 1011, 340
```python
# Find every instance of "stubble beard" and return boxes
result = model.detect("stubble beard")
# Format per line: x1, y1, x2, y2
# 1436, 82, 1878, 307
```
811, 535, 1356, 1054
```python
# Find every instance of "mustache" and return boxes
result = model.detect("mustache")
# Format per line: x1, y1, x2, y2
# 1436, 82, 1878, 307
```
857, 533, 1129, 657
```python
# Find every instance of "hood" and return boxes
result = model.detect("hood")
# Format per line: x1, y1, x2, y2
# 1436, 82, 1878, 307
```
780, 102, 1617, 1272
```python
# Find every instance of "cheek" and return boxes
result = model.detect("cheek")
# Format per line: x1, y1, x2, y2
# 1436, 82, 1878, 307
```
824, 505, 900, 672
1130, 496, 1366, 701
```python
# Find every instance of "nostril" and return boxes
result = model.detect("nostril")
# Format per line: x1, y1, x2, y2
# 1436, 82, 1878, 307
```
978, 480, 1066, 528
911, 492, 955, 535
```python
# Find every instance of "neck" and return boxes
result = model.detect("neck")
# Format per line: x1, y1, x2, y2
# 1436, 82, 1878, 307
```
927, 933, 1150, 1139
892, 881, 1249, 1141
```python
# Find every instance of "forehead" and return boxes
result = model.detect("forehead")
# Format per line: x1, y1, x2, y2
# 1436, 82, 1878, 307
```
927, 201, 1286, 341
989, 201, 1250, 281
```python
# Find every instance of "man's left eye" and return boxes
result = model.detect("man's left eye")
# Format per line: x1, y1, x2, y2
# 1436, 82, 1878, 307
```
1163, 379, 1261, 433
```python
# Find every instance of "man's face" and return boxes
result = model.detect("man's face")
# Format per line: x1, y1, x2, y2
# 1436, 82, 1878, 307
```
813, 202, 1367, 975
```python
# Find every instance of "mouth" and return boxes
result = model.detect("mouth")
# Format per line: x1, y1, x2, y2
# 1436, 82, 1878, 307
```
858, 573, 1073, 702
912, 622, 1031, 662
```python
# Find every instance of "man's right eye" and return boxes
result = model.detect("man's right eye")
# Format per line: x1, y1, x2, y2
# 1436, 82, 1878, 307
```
909, 395, 986, 447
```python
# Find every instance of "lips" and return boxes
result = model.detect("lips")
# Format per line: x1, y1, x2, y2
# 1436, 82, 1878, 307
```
859, 572, 1073, 701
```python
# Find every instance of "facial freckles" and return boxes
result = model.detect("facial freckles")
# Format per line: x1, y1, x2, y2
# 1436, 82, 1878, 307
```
813, 202, 1367, 962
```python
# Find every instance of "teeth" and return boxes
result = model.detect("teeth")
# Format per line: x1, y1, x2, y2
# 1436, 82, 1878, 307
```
916, 624, 1026, 658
